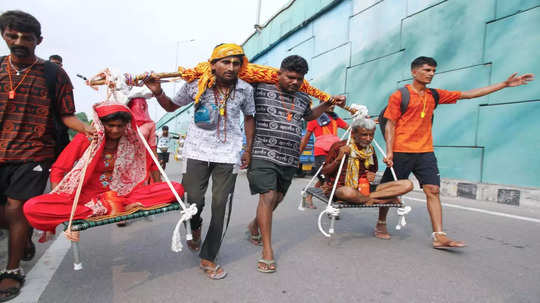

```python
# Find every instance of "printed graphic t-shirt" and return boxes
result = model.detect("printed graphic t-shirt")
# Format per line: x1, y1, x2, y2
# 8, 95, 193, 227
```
252, 83, 312, 168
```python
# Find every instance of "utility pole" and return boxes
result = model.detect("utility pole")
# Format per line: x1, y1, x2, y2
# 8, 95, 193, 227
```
255, 0, 263, 32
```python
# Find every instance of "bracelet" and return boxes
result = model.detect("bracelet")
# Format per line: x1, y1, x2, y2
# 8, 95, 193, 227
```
154, 89, 164, 98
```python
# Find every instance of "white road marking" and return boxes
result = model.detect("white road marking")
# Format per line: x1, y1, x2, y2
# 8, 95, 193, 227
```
12, 236, 71, 303
406, 197, 540, 224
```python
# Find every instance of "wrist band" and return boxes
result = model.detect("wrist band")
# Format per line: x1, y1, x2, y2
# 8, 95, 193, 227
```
154, 90, 164, 98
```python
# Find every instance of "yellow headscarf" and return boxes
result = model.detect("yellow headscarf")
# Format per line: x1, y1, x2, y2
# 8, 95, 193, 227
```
176, 43, 331, 103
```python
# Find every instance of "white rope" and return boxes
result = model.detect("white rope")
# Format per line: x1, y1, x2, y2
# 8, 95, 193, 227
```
396, 205, 412, 230
317, 205, 340, 237
171, 204, 197, 252
135, 126, 197, 252
371, 138, 411, 230
66, 140, 96, 233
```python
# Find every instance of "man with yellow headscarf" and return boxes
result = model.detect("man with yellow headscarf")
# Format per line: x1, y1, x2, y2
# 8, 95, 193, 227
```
145, 43, 255, 280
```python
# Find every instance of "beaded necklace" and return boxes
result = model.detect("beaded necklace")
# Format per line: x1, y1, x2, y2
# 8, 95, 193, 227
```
213, 85, 234, 143
6, 55, 38, 100
275, 84, 295, 121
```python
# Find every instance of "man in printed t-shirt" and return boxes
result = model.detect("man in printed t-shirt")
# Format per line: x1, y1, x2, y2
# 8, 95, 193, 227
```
380, 56, 534, 247
0, 10, 94, 301
246, 55, 345, 273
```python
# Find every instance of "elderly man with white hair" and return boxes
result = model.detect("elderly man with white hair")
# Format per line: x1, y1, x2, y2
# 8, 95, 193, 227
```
322, 117, 413, 239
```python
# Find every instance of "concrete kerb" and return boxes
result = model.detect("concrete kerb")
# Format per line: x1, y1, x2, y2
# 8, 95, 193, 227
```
402, 174, 540, 209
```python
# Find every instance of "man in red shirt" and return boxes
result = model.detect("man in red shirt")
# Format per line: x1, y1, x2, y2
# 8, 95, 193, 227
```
299, 104, 348, 208
0, 11, 94, 300
381, 56, 534, 248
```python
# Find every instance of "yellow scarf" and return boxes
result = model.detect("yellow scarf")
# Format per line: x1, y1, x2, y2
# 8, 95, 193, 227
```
175, 43, 332, 103
344, 139, 374, 189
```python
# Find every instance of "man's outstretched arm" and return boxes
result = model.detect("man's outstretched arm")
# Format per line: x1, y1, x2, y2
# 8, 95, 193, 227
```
460, 73, 534, 99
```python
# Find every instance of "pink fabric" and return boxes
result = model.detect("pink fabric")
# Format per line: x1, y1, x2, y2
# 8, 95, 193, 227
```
313, 134, 340, 154
128, 98, 153, 125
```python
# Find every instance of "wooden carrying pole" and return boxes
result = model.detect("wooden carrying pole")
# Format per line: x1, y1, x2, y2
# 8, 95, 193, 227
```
87, 72, 358, 115
88, 72, 182, 86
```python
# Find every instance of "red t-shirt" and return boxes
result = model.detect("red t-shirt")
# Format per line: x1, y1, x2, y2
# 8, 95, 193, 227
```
383, 84, 461, 153
306, 115, 348, 156
0, 57, 75, 163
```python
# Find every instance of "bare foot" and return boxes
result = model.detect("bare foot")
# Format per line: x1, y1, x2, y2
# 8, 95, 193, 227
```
374, 222, 391, 240
368, 197, 400, 205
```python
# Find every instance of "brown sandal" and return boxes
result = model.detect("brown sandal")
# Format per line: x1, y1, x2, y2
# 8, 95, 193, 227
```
432, 232, 466, 249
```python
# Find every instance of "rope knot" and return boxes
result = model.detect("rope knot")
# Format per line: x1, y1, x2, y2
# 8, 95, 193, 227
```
395, 205, 412, 230
181, 204, 198, 220
325, 205, 340, 217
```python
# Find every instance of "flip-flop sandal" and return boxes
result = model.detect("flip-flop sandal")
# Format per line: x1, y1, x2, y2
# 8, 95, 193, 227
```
245, 230, 263, 246
0, 269, 25, 302
21, 241, 35, 262
432, 232, 466, 249
199, 264, 227, 280
257, 259, 276, 273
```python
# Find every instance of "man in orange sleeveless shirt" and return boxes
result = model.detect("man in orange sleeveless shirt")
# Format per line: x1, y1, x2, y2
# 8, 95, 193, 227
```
381, 56, 534, 247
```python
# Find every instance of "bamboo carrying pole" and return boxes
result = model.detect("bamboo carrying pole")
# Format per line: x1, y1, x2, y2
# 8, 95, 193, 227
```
88, 72, 181, 86
87, 71, 359, 115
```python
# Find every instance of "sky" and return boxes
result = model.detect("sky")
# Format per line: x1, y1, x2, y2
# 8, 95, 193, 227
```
1, 0, 290, 120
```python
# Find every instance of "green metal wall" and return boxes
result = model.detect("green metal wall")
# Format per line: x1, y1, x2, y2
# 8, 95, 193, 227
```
244, 0, 540, 188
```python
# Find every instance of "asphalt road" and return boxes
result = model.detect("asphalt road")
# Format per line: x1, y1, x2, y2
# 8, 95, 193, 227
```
3, 159, 540, 303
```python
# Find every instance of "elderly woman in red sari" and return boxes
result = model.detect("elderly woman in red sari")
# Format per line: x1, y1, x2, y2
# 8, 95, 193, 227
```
24, 102, 183, 238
